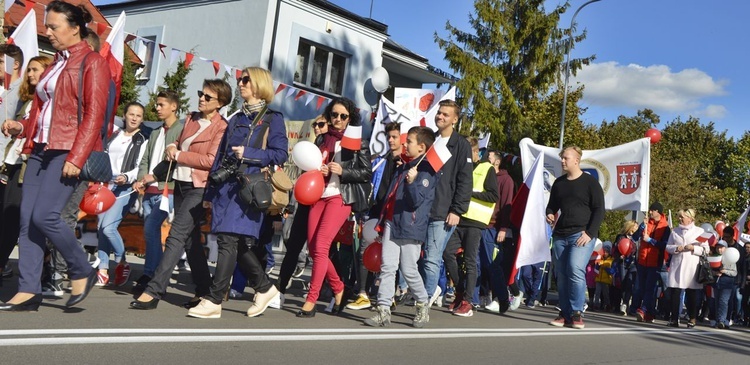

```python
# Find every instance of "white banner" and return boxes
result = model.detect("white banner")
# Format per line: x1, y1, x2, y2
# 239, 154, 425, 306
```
519, 137, 651, 211
369, 96, 413, 158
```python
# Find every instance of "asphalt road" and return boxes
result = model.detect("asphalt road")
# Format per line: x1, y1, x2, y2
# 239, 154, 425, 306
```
1, 252, 749, 365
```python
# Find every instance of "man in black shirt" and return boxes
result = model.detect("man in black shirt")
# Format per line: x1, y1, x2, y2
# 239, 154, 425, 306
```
545, 146, 604, 329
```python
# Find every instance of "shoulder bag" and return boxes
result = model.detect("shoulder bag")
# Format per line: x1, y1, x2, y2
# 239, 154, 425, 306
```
77, 53, 112, 182
696, 252, 716, 285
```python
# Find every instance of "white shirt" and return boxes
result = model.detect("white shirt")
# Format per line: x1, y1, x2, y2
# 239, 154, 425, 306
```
35, 51, 69, 144
321, 142, 342, 198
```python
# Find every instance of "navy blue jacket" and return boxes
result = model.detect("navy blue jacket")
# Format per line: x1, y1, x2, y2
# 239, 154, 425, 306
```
385, 156, 437, 242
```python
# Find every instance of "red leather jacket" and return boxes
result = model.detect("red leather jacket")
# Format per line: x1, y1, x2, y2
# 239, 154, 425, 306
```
21, 41, 110, 169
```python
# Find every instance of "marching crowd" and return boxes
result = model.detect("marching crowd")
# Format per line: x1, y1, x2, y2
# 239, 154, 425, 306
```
1, 1, 749, 332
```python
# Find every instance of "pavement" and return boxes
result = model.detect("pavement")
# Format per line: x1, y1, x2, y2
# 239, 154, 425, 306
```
2, 248, 750, 364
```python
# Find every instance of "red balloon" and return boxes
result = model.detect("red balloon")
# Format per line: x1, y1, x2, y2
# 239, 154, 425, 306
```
363, 241, 382, 273
617, 237, 633, 256
645, 128, 661, 144
715, 221, 726, 236
294, 170, 325, 205
79, 183, 116, 215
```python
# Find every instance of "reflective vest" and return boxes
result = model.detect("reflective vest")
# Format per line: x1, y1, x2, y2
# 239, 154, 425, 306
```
462, 162, 496, 225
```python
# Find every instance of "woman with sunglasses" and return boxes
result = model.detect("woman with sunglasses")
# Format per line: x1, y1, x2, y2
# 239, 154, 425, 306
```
130, 79, 230, 310
297, 98, 372, 318
188, 67, 288, 319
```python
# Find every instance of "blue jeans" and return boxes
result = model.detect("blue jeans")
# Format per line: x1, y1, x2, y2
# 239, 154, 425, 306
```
552, 232, 595, 319
478, 228, 505, 302
420, 220, 456, 297
521, 262, 546, 304
97, 185, 137, 269
630, 265, 660, 315
715, 276, 736, 326
141, 192, 173, 278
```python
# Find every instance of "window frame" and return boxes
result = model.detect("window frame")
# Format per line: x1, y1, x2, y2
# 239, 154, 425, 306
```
293, 39, 348, 96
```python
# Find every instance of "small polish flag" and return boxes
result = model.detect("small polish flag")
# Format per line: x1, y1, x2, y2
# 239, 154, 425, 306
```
424, 138, 451, 172
696, 231, 717, 246
340, 125, 362, 150
159, 186, 170, 213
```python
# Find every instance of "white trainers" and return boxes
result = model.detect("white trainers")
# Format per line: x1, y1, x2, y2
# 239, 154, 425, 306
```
247, 286, 280, 317
187, 299, 221, 319
428, 286, 442, 307
268, 293, 284, 309
509, 291, 524, 311
484, 300, 500, 312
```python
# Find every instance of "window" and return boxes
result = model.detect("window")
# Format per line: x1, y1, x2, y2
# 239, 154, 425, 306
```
294, 40, 347, 95
135, 36, 157, 80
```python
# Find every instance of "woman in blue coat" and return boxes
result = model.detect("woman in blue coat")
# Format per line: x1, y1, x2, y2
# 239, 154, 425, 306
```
189, 67, 288, 319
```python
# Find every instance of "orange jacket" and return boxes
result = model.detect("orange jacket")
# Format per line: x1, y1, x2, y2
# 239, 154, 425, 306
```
636, 214, 671, 268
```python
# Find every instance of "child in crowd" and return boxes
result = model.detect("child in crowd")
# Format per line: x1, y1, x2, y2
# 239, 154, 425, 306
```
714, 240, 737, 329
586, 255, 598, 308
594, 244, 614, 311
364, 127, 436, 328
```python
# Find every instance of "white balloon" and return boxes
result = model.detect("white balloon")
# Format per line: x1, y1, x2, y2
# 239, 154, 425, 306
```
593, 238, 603, 253
371, 67, 390, 93
292, 141, 323, 171
722, 247, 740, 264
362, 219, 380, 244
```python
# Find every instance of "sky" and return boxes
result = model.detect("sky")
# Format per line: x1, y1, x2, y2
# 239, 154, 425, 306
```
84, 0, 748, 138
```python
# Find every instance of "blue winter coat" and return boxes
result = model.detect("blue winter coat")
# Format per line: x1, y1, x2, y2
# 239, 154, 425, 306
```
384, 156, 436, 242
204, 109, 288, 237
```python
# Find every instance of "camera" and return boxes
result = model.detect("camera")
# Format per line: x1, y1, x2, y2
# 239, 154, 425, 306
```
209, 158, 240, 184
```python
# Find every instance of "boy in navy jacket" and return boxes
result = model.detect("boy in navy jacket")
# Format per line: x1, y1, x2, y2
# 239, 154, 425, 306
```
364, 127, 436, 328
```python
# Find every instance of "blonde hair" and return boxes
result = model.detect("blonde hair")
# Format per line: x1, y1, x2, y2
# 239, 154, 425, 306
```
677, 208, 697, 222
243, 67, 274, 104
621, 220, 638, 235
559, 146, 582, 159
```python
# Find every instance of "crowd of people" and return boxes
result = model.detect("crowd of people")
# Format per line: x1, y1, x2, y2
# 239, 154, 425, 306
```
1, 1, 749, 331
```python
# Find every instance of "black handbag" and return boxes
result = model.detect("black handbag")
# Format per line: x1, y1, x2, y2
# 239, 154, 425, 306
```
696, 253, 716, 285
151, 160, 172, 182
238, 171, 273, 211
77, 53, 112, 183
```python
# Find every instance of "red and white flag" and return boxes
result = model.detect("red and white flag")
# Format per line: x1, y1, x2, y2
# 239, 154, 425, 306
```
5, 9, 39, 88
159, 186, 170, 213
99, 11, 126, 134
340, 125, 362, 150
508, 153, 551, 285
424, 138, 451, 172
734, 204, 750, 236
421, 86, 456, 131
696, 231, 717, 246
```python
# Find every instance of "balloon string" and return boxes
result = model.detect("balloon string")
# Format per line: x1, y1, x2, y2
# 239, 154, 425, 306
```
115, 188, 139, 200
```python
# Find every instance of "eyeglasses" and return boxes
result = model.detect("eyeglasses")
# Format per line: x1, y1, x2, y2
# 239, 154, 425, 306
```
313, 122, 327, 128
237, 75, 251, 85
197, 90, 216, 102
330, 112, 349, 121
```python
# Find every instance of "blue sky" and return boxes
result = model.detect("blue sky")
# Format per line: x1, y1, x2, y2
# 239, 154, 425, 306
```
87, 0, 747, 138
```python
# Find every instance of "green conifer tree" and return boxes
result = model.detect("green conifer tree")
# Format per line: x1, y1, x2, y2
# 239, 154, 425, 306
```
143, 59, 192, 121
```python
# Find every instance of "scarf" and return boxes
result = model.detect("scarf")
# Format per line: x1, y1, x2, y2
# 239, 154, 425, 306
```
242, 100, 266, 116
321, 128, 344, 164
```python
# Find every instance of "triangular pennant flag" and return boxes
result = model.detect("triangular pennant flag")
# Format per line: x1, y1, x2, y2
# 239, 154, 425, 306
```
424, 138, 452, 172
340, 125, 362, 151
24, 0, 35, 14
96, 22, 107, 36
170, 48, 180, 66
285, 86, 297, 98
275, 83, 286, 95
212, 61, 220, 76
235, 69, 242, 80
184, 53, 194, 69
316, 96, 327, 110
223, 64, 233, 76
158, 44, 167, 59
305, 93, 315, 106
124, 33, 137, 43
294, 90, 307, 101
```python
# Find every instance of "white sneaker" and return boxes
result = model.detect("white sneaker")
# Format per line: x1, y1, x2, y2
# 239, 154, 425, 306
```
428, 286, 442, 307
509, 291, 524, 311
436, 295, 443, 308
620, 304, 628, 315
268, 293, 284, 309
484, 300, 500, 312
187, 299, 221, 319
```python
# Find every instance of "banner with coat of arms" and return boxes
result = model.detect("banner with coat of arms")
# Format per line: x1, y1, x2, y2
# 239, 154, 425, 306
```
518, 137, 651, 212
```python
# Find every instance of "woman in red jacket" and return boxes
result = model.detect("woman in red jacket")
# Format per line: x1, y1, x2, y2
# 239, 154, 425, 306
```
0, 1, 109, 311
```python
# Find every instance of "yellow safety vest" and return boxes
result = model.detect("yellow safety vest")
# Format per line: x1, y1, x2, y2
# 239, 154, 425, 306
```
462, 162, 496, 225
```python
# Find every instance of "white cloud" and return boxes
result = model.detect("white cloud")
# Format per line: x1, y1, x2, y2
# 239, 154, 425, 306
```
572, 62, 728, 117
697, 104, 728, 119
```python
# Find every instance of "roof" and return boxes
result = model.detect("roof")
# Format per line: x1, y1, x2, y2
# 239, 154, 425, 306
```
3, 0, 141, 64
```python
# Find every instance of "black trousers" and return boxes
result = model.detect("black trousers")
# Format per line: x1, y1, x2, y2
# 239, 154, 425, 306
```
277, 204, 309, 293
206, 232, 272, 304
145, 181, 211, 300
669, 287, 699, 322
0, 164, 23, 268
444, 226, 482, 297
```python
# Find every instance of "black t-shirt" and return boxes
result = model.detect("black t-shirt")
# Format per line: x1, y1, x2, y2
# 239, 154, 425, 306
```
546, 172, 605, 238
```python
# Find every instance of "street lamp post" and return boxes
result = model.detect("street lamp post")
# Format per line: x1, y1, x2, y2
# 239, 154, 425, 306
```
558, 0, 602, 149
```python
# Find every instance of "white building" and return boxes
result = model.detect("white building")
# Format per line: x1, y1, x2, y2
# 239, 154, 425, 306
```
98, 0, 454, 122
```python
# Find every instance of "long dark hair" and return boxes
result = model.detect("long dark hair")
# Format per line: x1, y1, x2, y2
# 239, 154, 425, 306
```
46, 1, 92, 38
323, 97, 360, 126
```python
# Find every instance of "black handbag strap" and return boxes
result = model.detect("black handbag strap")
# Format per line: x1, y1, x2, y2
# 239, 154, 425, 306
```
77, 52, 109, 146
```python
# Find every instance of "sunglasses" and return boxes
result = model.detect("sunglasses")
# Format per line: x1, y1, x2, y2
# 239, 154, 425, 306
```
313, 122, 327, 128
237, 75, 251, 85
197, 90, 216, 102
330, 112, 349, 121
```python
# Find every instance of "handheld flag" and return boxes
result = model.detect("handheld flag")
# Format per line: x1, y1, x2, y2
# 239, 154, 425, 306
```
5, 9, 39, 89
340, 125, 362, 150
423, 138, 451, 172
